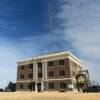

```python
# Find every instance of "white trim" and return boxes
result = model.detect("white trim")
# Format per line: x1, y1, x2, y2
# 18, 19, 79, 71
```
33, 63, 36, 80
17, 51, 82, 64
68, 56, 82, 66
16, 78, 75, 83
44, 78, 73, 81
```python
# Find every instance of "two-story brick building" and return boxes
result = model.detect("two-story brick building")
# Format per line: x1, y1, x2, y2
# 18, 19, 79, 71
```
16, 51, 83, 92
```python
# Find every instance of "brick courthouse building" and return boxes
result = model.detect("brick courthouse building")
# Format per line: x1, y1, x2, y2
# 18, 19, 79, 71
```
16, 51, 83, 92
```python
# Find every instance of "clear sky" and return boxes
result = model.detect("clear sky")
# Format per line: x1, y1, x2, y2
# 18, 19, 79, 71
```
0, 0, 100, 88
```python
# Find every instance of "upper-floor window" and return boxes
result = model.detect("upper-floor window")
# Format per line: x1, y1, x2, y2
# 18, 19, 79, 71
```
20, 84, 24, 89
38, 62, 42, 68
48, 61, 54, 67
72, 71, 76, 77
29, 64, 33, 69
60, 82, 66, 89
59, 70, 65, 76
49, 83, 54, 89
20, 74, 24, 79
38, 72, 42, 78
71, 61, 77, 68
21, 66, 24, 70
48, 71, 54, 77
59, 59, 64, 66
28, 73, 33, 79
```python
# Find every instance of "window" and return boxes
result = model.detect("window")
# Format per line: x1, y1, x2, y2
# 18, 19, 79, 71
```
59, 59, 64, 66
38, 72, 42, 78
28, 83, 32, 89
20, 74, 24, 79
72, 71, 76, 77
29, 64, 33, 69
38, 62, 42, 68
28, 73, 33, 79
20, 84, 24, 89
59, 70, 65, 76
48, 61, 54, 67
49, 83, 54, 89
21, 66, 24, 70
48, 71, 54, 77
60, 82, 66, 89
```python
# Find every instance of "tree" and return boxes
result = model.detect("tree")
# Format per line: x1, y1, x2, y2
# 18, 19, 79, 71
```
5, 81, 16, 92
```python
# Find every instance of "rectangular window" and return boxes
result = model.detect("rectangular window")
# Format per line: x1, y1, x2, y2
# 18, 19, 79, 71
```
60, 82, 66, 89
20, 84, 24, 89
48, 61, 54, 67
29, 64, 33, 69
20, 74, 24, 79
21, 66, 24, 70
38, 62, 42, 68
49, 83, 54, 89
48, 71, 54, 77
59, 70, 65, 76
59, 59, 64, 66
38, 72, 42, 78
28, 83, 32, 89
28, 73, 33, 79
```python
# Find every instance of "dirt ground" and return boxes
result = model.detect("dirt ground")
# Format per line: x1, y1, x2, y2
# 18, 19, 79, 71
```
0, 92, 100, 100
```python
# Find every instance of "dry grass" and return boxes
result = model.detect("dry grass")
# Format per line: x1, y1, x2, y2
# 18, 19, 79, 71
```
0, 92, 100, 100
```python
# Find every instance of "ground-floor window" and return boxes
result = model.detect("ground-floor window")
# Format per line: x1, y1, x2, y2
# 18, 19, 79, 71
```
60, 82, 66, 89
20, 83, 24, 89
49, 83, 54, 89
28, 83, 32, 89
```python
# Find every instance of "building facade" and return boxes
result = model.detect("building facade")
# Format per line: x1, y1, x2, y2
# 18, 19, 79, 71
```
16, 51, 83, 92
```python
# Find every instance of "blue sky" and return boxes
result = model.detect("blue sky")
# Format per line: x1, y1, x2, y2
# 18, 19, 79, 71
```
0, 0, 100, 88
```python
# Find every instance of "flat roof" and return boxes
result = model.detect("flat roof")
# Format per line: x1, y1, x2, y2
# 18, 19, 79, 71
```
17, 51, 82, 64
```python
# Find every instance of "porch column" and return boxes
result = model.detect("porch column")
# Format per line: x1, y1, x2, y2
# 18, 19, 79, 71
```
41, 81, 44, 91
35, 82, 37, 92
44, 60, 47, 79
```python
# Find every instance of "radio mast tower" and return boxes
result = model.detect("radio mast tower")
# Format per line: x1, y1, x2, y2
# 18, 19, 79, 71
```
48, 0, 53, 33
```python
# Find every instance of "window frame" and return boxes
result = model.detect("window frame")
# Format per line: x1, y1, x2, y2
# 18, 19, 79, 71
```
28, 83, 32, 89
28, 73, 33, 79
21, 66, 24, 70
38, 72, 42, 78
29, 64, 33, 69
59, 70, 65, 76
60, 82, 66, 89
59, 59, 65, 66
20, 74, 24, 79
38, 62, 42, 68
48, 61, 54, 67
48, 71, 54, 77
49, 83, 54, 89
20, 84, 24, 89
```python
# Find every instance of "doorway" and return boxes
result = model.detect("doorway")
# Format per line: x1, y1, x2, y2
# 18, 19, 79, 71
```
37, 83, 41, 92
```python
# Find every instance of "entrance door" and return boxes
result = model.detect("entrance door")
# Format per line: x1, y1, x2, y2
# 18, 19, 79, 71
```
37, 83, 41, 92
